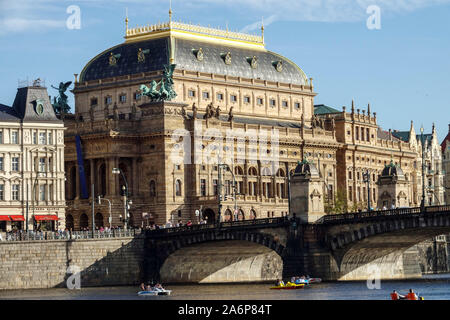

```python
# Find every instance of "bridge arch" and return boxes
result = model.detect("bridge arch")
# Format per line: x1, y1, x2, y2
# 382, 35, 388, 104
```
322, 211, 450, 280
144, 228, 287, 283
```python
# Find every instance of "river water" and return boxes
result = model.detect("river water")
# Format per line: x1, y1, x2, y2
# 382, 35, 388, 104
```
1, 274, 450, 300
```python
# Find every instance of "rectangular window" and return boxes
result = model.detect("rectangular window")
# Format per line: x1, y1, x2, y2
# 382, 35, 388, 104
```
244, 96, 250, 104
356, 126, 359, 140
12, 184, 19, 201
11, 131, 18, 144
213, 179, 218, 195
0, 131, 3, 143
361, 127, 365, 141
90, 97, 98, 106
39, 132, 46, 144
217, 93, 224, 101
119, 94, 126, 103
0, 185, 3, 200
202, 92, 210, 99
105, 96, 112, 105
294, 102, 300, 109
48, 133, 52, 145
33, 132, 37, 144
200, 179, 206, 196
257, 98, 263, 105
348, 186, 353, 201
39, 185, 46, 201
134, 92, 141, 101
0, 157, 3, 171
188, 90, 195, 97
230, 95, 237, 102
348, 171, 352, 180
282, 101, 288, 108
366, 128, 370, 142
11, 157, 19, 171
119, 114, 126, 120
39, 158, 46, 172
270, 99, 276, 107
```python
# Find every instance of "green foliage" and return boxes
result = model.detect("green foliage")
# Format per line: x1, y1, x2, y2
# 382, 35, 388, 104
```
325, 188, 348, 214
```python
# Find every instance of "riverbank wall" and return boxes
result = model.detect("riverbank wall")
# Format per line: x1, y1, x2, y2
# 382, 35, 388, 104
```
0, 236, 144, 290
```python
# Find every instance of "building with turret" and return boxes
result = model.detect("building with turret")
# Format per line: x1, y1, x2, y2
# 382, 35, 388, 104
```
0, 80, 66, 232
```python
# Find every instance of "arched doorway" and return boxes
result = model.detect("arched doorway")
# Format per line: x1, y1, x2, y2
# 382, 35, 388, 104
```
95, 212, 104, 228
238, 209, 245, 221
249, 209, 257, 220
79, 213, 89, 230
203, 208, 215, 224
66, 214, 74, 231
224, 209, 232, 222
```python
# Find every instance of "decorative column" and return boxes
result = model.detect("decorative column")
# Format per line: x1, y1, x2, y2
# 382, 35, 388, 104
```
75, 163, 80, 200
90, 159, 95, 196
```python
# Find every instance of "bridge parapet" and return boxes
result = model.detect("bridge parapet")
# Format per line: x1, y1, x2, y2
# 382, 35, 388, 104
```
145, 217, 290, 238
318, 205, 450, 225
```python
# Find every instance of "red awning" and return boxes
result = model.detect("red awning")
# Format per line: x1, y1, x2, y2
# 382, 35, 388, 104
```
34, 215, 58, 221
9, 215, 25, 221
0, 216, 11, 221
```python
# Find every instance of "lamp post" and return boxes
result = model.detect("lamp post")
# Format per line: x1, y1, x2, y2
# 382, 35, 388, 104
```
363, 170, 371, 211
420, 126, 426, 211
217, 163, 237, 223
112, 167, 130, 230
97, 195, 112, 229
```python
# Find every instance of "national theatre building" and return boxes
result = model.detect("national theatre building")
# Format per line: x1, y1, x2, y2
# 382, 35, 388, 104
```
63, 15, 444, 230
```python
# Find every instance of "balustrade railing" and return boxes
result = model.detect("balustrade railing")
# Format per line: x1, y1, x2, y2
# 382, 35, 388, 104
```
320, 205, 450, 224
1, 228, 142, 242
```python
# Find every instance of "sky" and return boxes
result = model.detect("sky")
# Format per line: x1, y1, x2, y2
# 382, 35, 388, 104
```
0, 0, 449, 141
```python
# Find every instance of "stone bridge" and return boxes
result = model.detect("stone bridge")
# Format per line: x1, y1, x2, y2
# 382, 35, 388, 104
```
143, 205, 450, 283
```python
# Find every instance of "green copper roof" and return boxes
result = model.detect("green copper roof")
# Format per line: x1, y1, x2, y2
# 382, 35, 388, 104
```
314, 104, 340, 115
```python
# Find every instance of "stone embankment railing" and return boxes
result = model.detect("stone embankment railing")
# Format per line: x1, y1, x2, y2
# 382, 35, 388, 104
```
1, 228, 143, 242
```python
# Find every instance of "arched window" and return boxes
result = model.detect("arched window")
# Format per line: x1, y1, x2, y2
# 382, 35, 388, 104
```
95, 212, 104, 228
262, 167, 272, 176
175, 179, 182, 196
149, 180, 156, 197
249, 209, 257, 220
234, 166, 243, 176
276, 168, 285, 177
79, 213, 89, 230
66, 214, 74, 231
224, 209, 232, 222
248, 167, 257, 176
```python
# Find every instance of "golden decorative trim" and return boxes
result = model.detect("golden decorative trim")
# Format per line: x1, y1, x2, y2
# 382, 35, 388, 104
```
125, 21, 264, 48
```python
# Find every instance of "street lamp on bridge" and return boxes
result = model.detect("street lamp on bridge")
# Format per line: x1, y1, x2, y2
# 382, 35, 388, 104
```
112, 167, 131, 229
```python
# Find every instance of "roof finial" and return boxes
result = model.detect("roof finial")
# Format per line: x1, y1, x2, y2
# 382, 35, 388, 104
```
351, 99, 355, 113
261, 17, 264, 42
125, 7, 129, 33
169, 0, 173, 23
367, 103, 371, 116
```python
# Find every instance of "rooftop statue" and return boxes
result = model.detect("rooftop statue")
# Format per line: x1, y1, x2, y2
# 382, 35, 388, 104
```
140, 64, 177, 102
51, 81, 72, 114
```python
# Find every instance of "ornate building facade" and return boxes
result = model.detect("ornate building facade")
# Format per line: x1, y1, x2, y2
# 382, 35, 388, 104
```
0, 81, 66, 231
63, 17, 444, 230
441, 125, 450, 205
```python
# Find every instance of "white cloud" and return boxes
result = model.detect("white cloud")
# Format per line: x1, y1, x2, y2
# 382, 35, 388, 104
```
0, 18, 65, 34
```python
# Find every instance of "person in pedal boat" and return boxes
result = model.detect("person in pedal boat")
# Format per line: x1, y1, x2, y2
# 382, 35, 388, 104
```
390, 290, 405, 300
140, 282, 153, 291
276, 279, 285, 287
154, 283, 165, 292
406, 289, 418, 300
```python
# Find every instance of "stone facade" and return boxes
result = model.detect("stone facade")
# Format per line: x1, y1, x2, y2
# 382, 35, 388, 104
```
62, 19, 445, 230
0, 84, 66, 231
0, 237, 144, 289
441, 125, 450, 205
